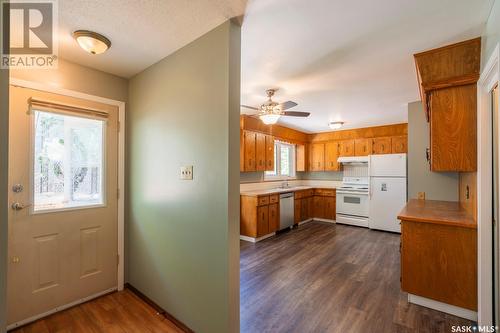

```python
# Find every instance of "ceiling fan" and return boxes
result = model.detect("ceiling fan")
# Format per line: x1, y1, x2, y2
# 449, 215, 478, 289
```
241, 89, 310, 125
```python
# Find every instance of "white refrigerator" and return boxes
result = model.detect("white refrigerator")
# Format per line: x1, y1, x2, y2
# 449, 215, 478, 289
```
369, 154, 407, 233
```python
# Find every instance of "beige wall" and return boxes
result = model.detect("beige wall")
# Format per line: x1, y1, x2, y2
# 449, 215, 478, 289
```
1, 66, 8, 333
407, 101, 459, 200
10, 58, 128, 102
127, 20, 240, 333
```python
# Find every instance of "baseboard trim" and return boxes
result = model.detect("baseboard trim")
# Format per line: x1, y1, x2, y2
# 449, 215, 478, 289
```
298, 218, 315, 225
312, 218, 336, 223
240, 232, 276, 243
7, 287, 117, 331
408, 293, 478, 321
125, 283, 194, 333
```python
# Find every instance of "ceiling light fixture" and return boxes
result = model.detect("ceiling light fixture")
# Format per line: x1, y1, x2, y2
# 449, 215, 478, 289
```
329, 121, 344, 130
73, 30, 111, 55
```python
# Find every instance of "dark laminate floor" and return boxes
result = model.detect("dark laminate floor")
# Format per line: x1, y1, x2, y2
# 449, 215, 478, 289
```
10, 289, 183, 333
240, 222, 473, 333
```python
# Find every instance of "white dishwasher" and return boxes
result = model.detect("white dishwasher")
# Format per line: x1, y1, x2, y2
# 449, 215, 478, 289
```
279, 192, 294, 230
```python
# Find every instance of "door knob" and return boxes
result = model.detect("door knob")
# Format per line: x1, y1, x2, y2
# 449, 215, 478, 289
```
11, 202, 30, 211
11, 256, 20, 264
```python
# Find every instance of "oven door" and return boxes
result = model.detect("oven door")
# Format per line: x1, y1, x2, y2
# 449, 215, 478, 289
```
336, 191, 369, 217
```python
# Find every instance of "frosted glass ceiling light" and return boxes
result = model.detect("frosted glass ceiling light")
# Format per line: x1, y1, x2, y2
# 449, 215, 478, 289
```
329, 121, 344, 130
73, 30, 111, 55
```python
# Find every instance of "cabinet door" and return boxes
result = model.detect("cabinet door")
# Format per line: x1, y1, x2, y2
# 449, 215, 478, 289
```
265, 135, 275, 171
296, 144, 307, 172
313, 196, 325, 219
372, 137, 392, 155
430, 85, 476, 171
244, 131, 256, 171
310, 143, 325, 171
307, 197, 314, 220
240, 130, 245, 171
325, 197, 336, 220
255, 132, 266, 171
301, 197, 309, 221
355, 138, 372, 156
257, 205, 269, 237
339, 140, 355, 157
268, 203, 279, 233
325, 142, 340, 171
294, 199, 302, 225
391, 136, 407, 154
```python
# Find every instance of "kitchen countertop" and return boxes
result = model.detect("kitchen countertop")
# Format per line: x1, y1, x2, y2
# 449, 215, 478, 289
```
397, 199, 476, 229
240, 185, 337, 197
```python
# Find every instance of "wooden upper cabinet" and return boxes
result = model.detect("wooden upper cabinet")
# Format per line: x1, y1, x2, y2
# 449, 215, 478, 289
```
244, 131, 256, 171
391, 136, 408, 154
240, 130, 245, 172
265, 135, 275, 171
325, 142, 340, 171
354, 138, 372, 156
429, 85, 477, 171
296, 144, 307, 172
310, 143, 325, 171
414, 38, 481, 119
414, 38, 479, 172
372, 137, 392, 155
255, 132, 266, 171
338, 140, 355, 157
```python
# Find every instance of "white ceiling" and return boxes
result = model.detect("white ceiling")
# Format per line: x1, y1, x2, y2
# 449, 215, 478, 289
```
57, 0, 494, 133
241, 0, 494, 132
57, 0, 247, 78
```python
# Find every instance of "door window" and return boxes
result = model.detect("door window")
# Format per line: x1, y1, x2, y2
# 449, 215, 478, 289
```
33, 110, 105, 212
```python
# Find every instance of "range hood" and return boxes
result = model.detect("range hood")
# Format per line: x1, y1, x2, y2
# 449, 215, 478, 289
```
337, 156, 369, 164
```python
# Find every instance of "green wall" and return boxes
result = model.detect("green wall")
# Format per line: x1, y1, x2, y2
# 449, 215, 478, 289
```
407, 101, 459, 200
0, 65, 8, 333
482, 0, 500, 68
127, 20, 240, 333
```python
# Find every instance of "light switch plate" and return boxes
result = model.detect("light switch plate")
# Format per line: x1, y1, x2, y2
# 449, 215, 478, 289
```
180, 166, 193, 180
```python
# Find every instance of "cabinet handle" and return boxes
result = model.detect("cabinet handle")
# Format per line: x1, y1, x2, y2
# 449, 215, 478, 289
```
425, 148, 430, 162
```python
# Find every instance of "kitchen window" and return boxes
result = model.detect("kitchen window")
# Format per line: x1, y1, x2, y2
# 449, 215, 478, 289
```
265, 141, 296, 180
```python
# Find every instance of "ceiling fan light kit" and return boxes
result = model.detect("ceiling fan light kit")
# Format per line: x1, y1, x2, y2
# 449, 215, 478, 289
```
241, 88, 311, 125
328, 121, 344, 130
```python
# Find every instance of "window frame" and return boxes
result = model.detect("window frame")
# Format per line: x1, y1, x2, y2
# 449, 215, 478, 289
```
30, 109, 108, 214
264, 141, 296, 181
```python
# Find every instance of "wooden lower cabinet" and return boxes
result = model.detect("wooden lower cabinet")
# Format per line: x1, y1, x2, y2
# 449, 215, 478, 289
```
241, 189, 336, 239
399, 200, 477, 311
241, 194, 279, 238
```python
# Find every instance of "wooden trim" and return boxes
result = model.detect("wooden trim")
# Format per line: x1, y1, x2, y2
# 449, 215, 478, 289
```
413, 37, 481, 58
308, 123, 407, 142
421, 73, 480, 92
125, 283, 195, 333
241, 115, 308, 144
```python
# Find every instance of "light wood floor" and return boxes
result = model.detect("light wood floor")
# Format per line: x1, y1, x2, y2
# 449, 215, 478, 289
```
9, 289, 183, 333
240, 222, 474, 333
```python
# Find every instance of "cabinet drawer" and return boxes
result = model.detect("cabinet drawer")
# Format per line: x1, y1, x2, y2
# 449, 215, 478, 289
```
296, 189, 313, 199
314, 189, 336, 197
269, 194, 279, 204
257, 196, 269, 206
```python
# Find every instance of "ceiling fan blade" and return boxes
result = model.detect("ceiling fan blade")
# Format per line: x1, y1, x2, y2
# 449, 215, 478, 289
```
280, 101, 298, 110
241, 104, 259, 111
282, 111, 310, 117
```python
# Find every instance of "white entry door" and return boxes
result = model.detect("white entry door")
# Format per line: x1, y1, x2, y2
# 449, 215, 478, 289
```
7, 86, 119, 327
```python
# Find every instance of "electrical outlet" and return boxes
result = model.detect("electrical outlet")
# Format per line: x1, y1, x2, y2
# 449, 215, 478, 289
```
180, 166, 193, 180
417, 192, 425, 200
